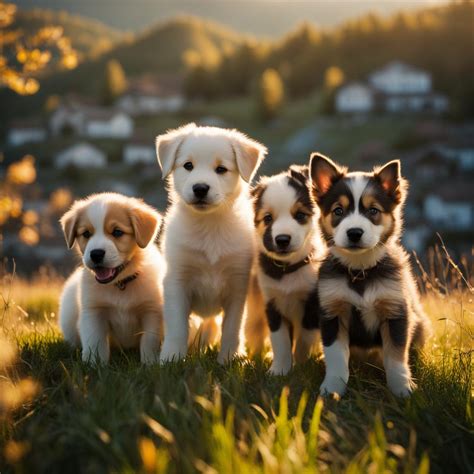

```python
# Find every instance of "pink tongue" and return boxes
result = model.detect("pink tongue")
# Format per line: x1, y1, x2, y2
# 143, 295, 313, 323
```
95, 267, 115, 281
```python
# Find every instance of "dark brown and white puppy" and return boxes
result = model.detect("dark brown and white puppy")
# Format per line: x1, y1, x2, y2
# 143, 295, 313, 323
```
59, 193, 164, 364
246, 165, 323, 374
309, 153, 430, 397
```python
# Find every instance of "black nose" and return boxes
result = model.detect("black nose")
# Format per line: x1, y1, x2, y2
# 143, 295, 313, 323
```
275, 234, 291, 249
347, 228, 364, 243
90, 249, 105, 264
193, 183, 210, 199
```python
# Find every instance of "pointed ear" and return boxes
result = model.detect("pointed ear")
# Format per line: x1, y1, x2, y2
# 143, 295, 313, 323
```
374, 160, 402, 202
130, 204, 162, 248
156, 123, 196, 179
60, 207, 80, 249
309, 152, 345, 198
289, 165, 309, 185
230, 131, 267, 182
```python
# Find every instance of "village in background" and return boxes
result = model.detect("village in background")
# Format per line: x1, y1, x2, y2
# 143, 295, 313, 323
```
1, 1, 473, 275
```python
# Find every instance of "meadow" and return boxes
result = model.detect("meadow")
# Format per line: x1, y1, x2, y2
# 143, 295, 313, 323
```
0, 248, 473, 473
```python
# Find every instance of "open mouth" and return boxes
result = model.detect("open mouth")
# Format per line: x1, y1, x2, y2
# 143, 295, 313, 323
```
93, 266, 120, 284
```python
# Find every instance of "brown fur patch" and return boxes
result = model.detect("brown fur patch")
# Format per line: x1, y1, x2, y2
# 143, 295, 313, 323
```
104, 202, 137, 254
324, 299, 352, 320
290, 201, 312, 217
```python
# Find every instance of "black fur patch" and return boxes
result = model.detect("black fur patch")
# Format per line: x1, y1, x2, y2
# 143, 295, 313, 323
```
287, 165, 314, 212
266, 299, 283, 332
319, 254, 401, 296
263, 223, 274, 252
388, 314, 408, 348
360, 179, 397, 214
302, 286, 321, 330
321, 315, 339, 347
317, 178, 354, 216
348, 307, 382, 348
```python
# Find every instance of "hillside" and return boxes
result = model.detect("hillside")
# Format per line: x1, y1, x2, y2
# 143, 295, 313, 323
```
10, 8, 124, 61
0, 15, 245, 122
13, 0, 450, 35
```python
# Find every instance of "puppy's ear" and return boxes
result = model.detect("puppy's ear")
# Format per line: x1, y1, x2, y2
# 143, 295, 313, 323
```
156, 123, 196, 179
60, 207, 80, 249
130, 203, 161, 249
289, 165, 309, 185
309, 153, 345, 199
230, 131, 267, 183
374, 160, 403, 203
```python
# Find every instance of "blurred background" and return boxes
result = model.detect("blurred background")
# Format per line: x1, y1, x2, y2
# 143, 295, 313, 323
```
0, 0, 473, 276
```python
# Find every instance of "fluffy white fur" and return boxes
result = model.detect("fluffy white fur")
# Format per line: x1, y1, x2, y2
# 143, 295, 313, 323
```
156, 123, 267, 363
58, 193, 164, 364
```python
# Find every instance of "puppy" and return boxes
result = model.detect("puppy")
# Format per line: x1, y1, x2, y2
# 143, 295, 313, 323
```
309, 153, 430, 396
59, 193, 164, 364
155, 123, 267, 363
247, 165, 323, 374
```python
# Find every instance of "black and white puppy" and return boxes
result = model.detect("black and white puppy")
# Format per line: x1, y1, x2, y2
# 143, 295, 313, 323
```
309, 153, 430, 397
247, 166, 323, 374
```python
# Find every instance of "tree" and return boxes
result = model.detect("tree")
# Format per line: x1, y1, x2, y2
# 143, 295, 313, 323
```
0, 1, 78, 95
321, 66, 345, 115
255, 68, 285, 122
101, 59, 127, 105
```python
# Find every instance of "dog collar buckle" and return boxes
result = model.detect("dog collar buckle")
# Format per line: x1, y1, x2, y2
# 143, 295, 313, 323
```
115, 272, 139, 291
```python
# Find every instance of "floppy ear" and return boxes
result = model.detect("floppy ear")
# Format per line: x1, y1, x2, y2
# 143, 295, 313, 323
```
156, 123, 196, 179
60, 207, 80, 249
130, 204, 162, 249
374, 160, 402, 201
230, 131, 267, 183
309, 152, 345, 199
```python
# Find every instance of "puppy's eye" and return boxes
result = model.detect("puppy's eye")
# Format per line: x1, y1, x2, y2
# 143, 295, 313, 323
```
112, 228, 124, 238
82, 230, 91, 239
333, 207, 344, 217
215, 166, 228, 174
369, 207, 379, 216
263, 213, 273, 224
183, 162, 193, 171
294, 211, 307, 222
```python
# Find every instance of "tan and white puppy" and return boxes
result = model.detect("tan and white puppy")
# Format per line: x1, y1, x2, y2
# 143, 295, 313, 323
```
156, 123, 267, 363
247, 166, 323, 374
59, 193, 164, 364
310, 153, 431, 397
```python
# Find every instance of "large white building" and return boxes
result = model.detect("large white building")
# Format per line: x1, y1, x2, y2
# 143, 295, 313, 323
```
335, 82, 374, 114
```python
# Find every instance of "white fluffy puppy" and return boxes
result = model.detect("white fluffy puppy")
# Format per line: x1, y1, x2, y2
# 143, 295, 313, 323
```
156, 123, 267, 363
59, 193, 164, 364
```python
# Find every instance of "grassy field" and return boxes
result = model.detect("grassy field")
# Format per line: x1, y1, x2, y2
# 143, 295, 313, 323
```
0, 256, 473, 473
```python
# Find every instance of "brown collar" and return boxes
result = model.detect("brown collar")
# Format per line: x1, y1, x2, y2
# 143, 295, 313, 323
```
115, 272, 139, 291
259, 252, 314, 280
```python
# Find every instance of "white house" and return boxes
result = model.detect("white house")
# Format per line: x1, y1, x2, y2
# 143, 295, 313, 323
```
55, 142, 107, 169
84, 110, 133, 139
7, 120, 47, 147
369, 61, 432, 95
49, 99, 133, 139
116, 74, 185, 116
423, 183, 474, 231
369, 61, 449, 113
123, 136, 155, 165
335, 82, 374, 114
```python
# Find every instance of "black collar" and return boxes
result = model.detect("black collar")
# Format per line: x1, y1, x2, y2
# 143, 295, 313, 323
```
259, 252, 314, 280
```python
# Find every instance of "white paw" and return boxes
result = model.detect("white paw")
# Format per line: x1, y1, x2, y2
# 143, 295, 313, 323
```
269, 361, 292, 376
159, 341, 186, 363
388, 379, 414, 397
319, 376, 347, 397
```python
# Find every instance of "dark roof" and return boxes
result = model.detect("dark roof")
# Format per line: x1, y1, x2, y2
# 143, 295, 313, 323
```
9, 118, 46, 129
435, 181, 474, 202
125, 73, 184, 97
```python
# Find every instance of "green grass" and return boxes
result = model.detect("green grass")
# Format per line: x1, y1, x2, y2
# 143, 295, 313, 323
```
0, 277, 473, 473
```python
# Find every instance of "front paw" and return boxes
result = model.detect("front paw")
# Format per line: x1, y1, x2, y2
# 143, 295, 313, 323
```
319, 375, 347, 397
269, 360, 292, 376
387, 377, 415, 397
159, 340, 186, 363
